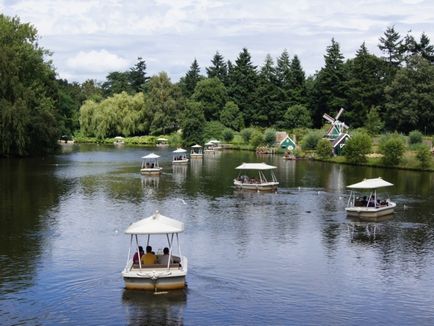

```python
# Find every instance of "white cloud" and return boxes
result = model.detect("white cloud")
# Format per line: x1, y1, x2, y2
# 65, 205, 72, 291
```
66, 49, 129, 74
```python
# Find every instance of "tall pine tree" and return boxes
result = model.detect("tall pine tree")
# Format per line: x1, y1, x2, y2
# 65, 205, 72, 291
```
206, 52, 228, 85
180, 59, 203, 98
227, 48, 258, 126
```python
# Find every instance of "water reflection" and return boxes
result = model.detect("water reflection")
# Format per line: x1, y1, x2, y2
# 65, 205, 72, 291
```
122, 289, 187, 325
141, 175, 160, 196
172, 165, 187, 185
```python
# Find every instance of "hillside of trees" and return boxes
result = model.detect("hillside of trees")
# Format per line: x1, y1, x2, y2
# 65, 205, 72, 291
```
1, 13, 434, 157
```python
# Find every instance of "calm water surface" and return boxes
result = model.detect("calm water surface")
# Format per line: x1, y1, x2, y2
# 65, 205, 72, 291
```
1, 144, 434, 325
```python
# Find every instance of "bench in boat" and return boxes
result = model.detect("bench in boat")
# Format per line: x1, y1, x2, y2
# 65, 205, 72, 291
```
132, 263, 181, 269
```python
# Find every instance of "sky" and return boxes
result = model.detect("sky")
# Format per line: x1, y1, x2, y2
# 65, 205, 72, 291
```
1, 0, 433, 83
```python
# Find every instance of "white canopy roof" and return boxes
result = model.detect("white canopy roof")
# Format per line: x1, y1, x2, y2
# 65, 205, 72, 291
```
114, 136, 124, 139
125, 210, 184, 235
204, 142, 213, 146
157, 137, 168, 141
173, 148, 187, 153
209, 139, 220, 144
142, 153, 160, 159
235, 162, 277, 170
191, 144, 202, 148
347, 177, 394, 189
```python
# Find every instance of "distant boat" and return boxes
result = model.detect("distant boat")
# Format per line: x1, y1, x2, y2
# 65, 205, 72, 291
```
114, 136, 125, 145
345, 177, 396, 220
156, 137, 169, 147
121, 210, 188, 291
140, 153, 163, 175
190, 144, 203, 159
233, 162, 279, 192
172, 148, 189, 164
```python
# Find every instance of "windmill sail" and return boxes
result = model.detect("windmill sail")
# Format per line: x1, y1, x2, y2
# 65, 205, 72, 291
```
323, 113, 335, 123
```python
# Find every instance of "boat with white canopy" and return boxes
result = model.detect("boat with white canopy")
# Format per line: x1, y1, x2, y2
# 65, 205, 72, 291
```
190, 144, 203, 158
140, 153, 163, 175
233, 162, 279, 191
114, 136, 125, 145
172, 148, 189, 164
122, 210, 188, 291
156, 137, 169, 147
346, 177, 396, 220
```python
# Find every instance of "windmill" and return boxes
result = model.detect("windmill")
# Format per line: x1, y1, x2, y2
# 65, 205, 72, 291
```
323, 108, 349, 140
322, 108, 350, 155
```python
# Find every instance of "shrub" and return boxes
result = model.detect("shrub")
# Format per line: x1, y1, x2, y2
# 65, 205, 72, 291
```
222, 128, 234, 142
250, 130, 264, 148
301, 130, 322, 150
379, 133, 406, 166
416, 144, 432, 168
203, 120, 225, 141
408, 130, 423, 145
263, 128, 276, 147
316, 139, 333, 159
343, 132, 372, 164
240, 128, 253, 144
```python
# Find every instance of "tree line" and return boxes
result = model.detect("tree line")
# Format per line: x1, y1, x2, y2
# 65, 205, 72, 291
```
1, 13, 434, 156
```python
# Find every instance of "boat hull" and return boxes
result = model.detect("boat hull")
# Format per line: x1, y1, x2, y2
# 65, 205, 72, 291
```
140, 168, 162, 175
172, 159, 189, 164
346, 202, 396, 220
233, 180, 278, 192
123, 274, 186, 291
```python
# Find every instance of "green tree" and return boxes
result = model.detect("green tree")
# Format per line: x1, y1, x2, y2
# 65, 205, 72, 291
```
228, 48, 258, 126
192, 77, 228, 121
129, 57, 149, 93
311, 38, 348, 127
263, 128, 276, 146
102, 71, 132, 97
240, 128, 253, 144
275, 49, 292, 114
342, 132, 372, 164
379, 133, 406, 166
256, 54, 281, 126
180, 58, 203, 97
203, 120, 225, 141
250, 130, 264, 148
289, 55, 307, 105
147, 72, 182, 135
182, 101, 205, 146
283, 104, 312, 129
416, 144, 432, 168
408, 130, 423, 145
316, 139, 333, 159
0, 14, 60, 156
365, 106, 385, 135
222, 128, 234, 142
301, 130, 323, 150
206, 52, 228, 85
220, 101, 244, 131
378, 26, 404, 67
345, 43, 388, 127
384, 56, 434, 133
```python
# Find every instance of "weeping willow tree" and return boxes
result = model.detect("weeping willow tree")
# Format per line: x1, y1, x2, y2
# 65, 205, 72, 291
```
0, 14, 60, 156
79, 92, 150, 138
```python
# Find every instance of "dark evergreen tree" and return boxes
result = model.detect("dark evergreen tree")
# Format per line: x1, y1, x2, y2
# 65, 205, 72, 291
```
311, 38, 348, 128
275, 49, 292, 113
378, 26, 404, 67
288, 55, 307, 105
384, 56, 434, 134
206, 52, 228, 85
255, 54, 280, 126
345, 43, 388, 127
129, 57, 149, 93
182, 100, 205, 146
180, 58, 203, 98
227, 48, 258, 126
102, 71, 132, 97
404, 32, 434, 63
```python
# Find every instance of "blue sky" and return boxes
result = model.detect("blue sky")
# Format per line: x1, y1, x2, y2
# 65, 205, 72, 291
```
1, 0, 433, 83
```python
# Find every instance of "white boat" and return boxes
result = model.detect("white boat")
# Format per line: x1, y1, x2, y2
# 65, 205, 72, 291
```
233, 162, 279, 191
204, 141, 215, 153
190, 144, 203, 158
121, 210, 188, 291
156, 137, 169, 147
172, 148, 189, 164
209, 139, 222, 150
345, 177, 396, 220
140, 153, 163, 175
114, 136, 125, 145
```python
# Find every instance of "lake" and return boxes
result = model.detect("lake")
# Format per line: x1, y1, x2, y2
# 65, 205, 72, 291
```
1, 144, 434, 325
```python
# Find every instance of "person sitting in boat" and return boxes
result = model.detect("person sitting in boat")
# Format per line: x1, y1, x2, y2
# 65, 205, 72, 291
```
158, 247, 180, 266
133, 246, 144, 264
141, 245, 157, 265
